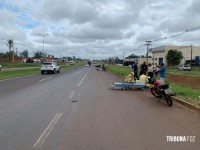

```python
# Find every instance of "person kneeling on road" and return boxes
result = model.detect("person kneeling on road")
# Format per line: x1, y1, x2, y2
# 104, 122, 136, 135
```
125, 72, 135, 83
136, 72, 148, 84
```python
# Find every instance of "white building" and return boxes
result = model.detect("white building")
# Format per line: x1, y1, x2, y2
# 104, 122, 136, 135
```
149, 45, 200, 66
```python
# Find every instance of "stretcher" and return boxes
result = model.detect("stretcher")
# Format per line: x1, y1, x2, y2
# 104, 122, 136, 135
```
112, 82, 146, 90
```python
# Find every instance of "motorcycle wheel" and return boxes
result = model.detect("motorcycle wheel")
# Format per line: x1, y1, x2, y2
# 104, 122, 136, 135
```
166, 95, 173, 107
151, 87, 160, 98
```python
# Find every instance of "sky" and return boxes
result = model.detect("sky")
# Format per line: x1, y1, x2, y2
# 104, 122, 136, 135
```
0, 0, 200, 60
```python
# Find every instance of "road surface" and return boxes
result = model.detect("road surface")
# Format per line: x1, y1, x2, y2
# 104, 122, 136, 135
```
0, 66, 199, 150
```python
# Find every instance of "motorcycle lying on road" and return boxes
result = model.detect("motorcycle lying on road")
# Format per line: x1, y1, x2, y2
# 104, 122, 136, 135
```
148, 73, 175, 107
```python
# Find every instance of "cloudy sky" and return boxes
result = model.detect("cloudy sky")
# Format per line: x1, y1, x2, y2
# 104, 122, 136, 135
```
0, 0, 200, 59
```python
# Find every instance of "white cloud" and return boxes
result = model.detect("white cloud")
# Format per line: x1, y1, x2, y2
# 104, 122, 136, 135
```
68, 24, 123, 41
136, 30, 162, 42
0, 0, 200, 59
0, 9, 17, 28
187, 0, 200, 15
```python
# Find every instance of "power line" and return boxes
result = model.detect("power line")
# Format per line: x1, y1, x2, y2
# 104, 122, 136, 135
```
152, 25, 200, 42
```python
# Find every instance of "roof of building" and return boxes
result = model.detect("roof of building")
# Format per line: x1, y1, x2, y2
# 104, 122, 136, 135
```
149, 45, 189, 53
149, 45, 173, 53
150, 45, 200, 53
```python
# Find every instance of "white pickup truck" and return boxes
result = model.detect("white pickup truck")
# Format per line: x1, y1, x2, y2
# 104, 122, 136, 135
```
178, 65, 191, 71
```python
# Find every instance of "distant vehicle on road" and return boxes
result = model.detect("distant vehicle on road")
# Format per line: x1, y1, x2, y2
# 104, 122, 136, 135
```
85, 64, 89, 67
69, 61, 75, 65
95, 64, 101, 67
88, 61, 91, 66
178, 65, 191, 71
41, 62, 60, 74
195, 56, 200, 66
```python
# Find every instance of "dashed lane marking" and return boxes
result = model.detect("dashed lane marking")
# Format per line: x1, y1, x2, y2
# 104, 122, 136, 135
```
77, 71, 89, 86
33, 113, 62, 148
39, 76, 54, 82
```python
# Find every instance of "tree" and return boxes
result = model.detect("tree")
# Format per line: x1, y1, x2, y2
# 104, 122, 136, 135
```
7, 39, 14, 62
34, 51, 44, 58
108, 57, 112, 64
166, 49, 183, 66
141, 55, 145, 58
125, 54, 140, 59
115, 57, 120, 63
20, 50, 28, 58
67, 57, 72, 61
0, 52, 7, 58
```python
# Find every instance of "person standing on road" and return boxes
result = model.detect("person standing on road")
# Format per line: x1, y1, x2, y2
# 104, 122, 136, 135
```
132, 62, 138, 79
147, 63, 153, 78
140, 61, 147, 76
159, 63, 166, 84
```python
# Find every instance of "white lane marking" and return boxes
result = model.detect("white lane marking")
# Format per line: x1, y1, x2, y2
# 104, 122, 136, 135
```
77, 71, 89, 86
33, 113, 62, 148
69, 90, 76, 99
39, 76, 54, 82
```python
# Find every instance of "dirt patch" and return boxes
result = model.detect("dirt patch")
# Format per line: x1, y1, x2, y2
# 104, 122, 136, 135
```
167, 74, 200, 89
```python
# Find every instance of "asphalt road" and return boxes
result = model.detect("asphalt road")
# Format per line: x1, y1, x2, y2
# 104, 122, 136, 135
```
0, 66, 199, 150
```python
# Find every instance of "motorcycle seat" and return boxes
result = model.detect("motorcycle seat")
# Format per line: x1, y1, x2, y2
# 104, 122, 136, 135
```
158, 84, 169, 89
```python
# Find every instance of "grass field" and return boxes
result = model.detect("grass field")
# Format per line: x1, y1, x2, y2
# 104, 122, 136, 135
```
0, 62, 41, 68
0, 63, 84, 80
108, 65, 133, 77
170, 84, 200, 107
108, 64, 200, 107
0, 68, 40, 79
167, 67, 200, 77
166, 68, 200, 107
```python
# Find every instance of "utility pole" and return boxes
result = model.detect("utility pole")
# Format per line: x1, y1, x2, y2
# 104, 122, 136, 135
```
12, 39, 15, 62
15, 47, 18, 57
40, 33, 49, 59
7, 39, 14, 62
123, 51, 125, 66
145, 41, 152, 64
191, 45, 193, 68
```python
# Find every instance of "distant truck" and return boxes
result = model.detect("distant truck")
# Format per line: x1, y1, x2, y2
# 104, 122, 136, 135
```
195, 56, 200, 66
88, 61, 91, 66
69, 61, 75, 65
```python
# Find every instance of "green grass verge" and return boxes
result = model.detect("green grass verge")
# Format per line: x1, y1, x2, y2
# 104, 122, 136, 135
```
167, 68, 200, 78
0, 68, 40, 79
166, 68, 200, 107
0, 63, 85, 80
170, 84, 200, 107
108, 65, 132, 77
0, 62, 41, 68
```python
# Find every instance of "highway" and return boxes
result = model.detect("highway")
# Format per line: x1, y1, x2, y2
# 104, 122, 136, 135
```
0, 66, 199, 150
